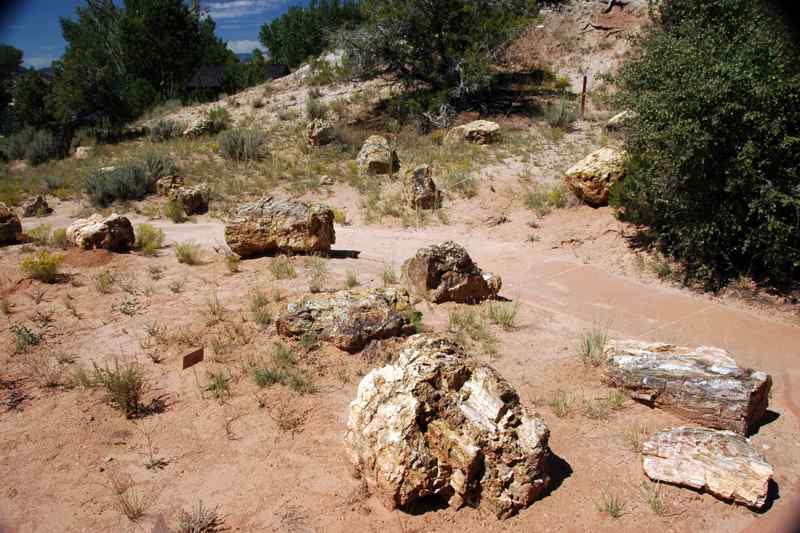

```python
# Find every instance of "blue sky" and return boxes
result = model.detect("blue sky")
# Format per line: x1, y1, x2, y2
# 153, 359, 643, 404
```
0, 0, 306, 68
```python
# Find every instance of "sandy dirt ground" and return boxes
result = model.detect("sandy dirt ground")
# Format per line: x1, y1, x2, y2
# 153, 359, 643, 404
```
1, 189, 798, 533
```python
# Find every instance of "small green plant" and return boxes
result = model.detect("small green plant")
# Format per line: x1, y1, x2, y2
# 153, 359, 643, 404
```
344, 269, 359, 289
21, 250, 63, 283
270, 255, 296, 280
307, 256, 328, 293
305, 91, 328, 120
598, 490, 625, 519
11, 323, 41, 353
50, 228, 68, 249
219, 128, 265, 161
175, 241, 202, 265
27, 224, 52, 245
95, 271, 115, 294
206, 107, 229, 134
169, 279, 185, 293
448, 307, 499, 357
382, 264, 397, 285
606, 389, 627, 411
544, 93, 577, 129
109, 472, 154, 523
578, 326, 609, 367
135, 224, 165, 256
205, 370, 231, 400
641, 481, 667, 516
163, 197, 187, 223
549, 389, 574, 418
583, 400, 609, 420
331, 207, 347, 224
176, 501, 224, 533
525, 187, 551, 217
624, 423, 651, 454
93, 360, 148, 418
486, 301, 518, 330
249, 342, 314, 394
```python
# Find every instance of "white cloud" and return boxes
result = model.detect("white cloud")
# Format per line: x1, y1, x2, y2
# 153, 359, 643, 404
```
24, 56, 55, 68
227, 40, 266, 54
203, 0, 288, 20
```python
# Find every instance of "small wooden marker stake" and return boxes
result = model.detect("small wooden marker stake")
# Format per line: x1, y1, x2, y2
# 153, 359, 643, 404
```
182, 347, 204, 370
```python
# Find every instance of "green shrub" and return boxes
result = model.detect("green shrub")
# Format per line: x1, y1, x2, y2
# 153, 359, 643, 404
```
544, 94, 577, 129
219, 128, 265, 161
0, 127, 35, 160
25, 130, 60, 166
305, 92, 328, 121
141, 151, 177, 181
613, 0, 800, 288
51, 228, 69, 249
206, 107, 229, 134
148, 119, 182, 142
21, 250, 63, 283
163, 198, 187, 223
11, 323, 41, 353
135, 224, 165, 256
85, 153, 175, 207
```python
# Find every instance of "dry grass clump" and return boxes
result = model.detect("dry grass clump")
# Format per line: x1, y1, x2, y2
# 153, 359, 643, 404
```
306, 255, 328, 293
219, 128, 265, 161
249, 342, 314, 395
204, 292, 227, 326
20, 352, 65, 387
175, 241, 202, 265
176, 501, 225, 533
597, 490, 626, 519
486, 301, 519, 330
624, 423, 651, 454
163, 197, 188, 223
108, 472, 155, 523
21, 250, 63, 283
270, 255, 296, 280
447, 307, 499, 357
94, 270, 115, 293
344, 269, 359, 289
578, 326, 609, 367
93, 360, 149, 418
549, 389, 574, 418
204, 369, 232, 400
249, 289, 272, 328
525, 182, 571, 217
382, 264, 397, 285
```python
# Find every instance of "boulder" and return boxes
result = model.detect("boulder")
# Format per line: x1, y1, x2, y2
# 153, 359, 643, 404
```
182, 117, 211, 138
169, 184, 209, 215
224, 196, 335, 258
402, 241, 501, 304
21, 196, 53, 217
563, 147, 626, 207
402, 165, 441, 209
602, 340, 771, 434
606, 110, 638, 131
0, 202, 22, 245
356, 135, 399, 176
156, 175, 185, 196
306, 119, 335, 146
74, 146, 92, 160
66, 213, 135, 252
345, 335, 551, 518
277, 287, 415, 353
642, 427, 773, 509
444, 120, 501, 146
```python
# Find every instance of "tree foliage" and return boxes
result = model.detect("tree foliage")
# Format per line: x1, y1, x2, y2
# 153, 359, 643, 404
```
0, 44, 23, 131
338, 0, 536, 98
613, 0, 800, 288
259, 0, 363, 68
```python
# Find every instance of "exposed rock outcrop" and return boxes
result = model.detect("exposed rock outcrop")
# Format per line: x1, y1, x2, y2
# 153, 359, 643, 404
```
402, 241, 501, 303
74, 146, 92, 160
169, 184, 209, 215
225, 196, 335, 258
21, 196, 53, 217
0, 202, 22, 245
66, 213, 135, 252
276, 287, 415, 353
642, 426, 773, 509
402, 165, 441, 209
602, 340, 771, 434
444, 120, 501, 145
306, 119, 335, 146
356, 135, 399, 176
563, 147, 626, 207
345, 335, 551, 518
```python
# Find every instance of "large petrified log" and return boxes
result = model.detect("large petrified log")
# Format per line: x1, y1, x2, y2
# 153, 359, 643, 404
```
66, 213, 135, 252
344, 335, 551, 518
642, 426, 773, 509
0, 202, 22, 245
602, 340, 771, 434
401, 241, 501, 304
224, 196, 335, 258
276, 287, 416, 353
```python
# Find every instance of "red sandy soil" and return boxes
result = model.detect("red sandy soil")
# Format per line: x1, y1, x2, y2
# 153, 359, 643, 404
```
1, 186, 798, 533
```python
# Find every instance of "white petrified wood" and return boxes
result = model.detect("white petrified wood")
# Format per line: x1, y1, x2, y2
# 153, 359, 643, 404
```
344, 334, 550, 518
603, 340, 771, 434
642, 427, 774, 509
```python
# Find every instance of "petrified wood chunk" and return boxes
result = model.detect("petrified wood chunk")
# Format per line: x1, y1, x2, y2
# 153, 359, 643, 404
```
603, 340, 771, 434
643, 426, 773, 509
276, 287, 415, 353
344, 334, 550, 518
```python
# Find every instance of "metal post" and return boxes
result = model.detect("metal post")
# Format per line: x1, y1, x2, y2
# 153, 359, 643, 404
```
581, 75, 588, 119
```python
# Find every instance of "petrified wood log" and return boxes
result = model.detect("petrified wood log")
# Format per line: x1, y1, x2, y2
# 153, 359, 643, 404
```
603, 341, 771, 434
643, 426, 773, 509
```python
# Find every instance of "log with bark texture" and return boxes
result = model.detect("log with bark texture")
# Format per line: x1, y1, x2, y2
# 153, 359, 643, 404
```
602, 341, 771, 434
642, 427, 773, 509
